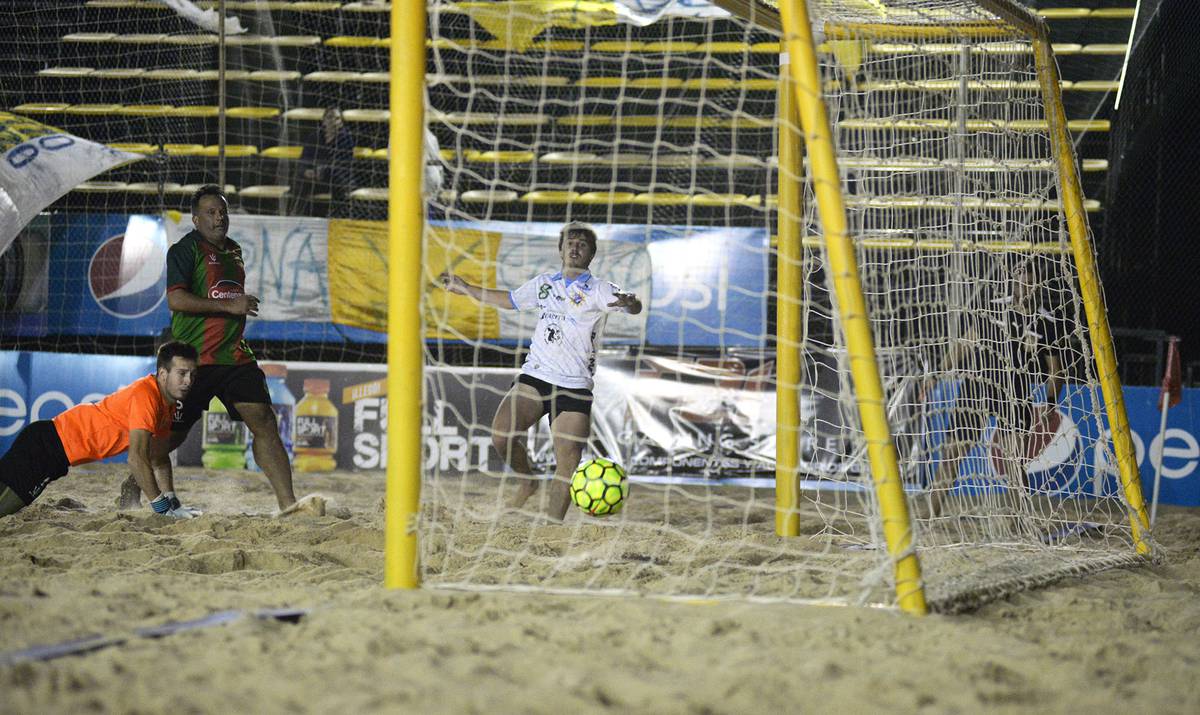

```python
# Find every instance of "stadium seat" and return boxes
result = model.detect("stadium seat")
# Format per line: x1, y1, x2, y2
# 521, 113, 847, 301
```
163, 144, 206, 156
459, 189, 519, 204
10, 103, 68, 114
593, 153, 653, 167
168, 184, 237, 196
248, 70, 302, 82
109, 143, 159, 154
631, 193, 692, 207
127, 182, 183, 194
74, 181, 129, 192
225, 35, 321, 48
227, 107, 281, 119
696, 41, 751, 54
1037, 8, 1092, 20
118, 105, 174, 116
94, 69, 149, 80
239, 185, 291, 199
642, 41, 698, 53
37, 67, 94, 78
703, 154, 765, 168
437, 112, 548, 127
263, 146, 304, 160
576, 191, 635, 205
284, 108, 326, 121
197, 145, 259, 158
344, 109, 389, 123
142, 69, 201, 80
1072, 81, 1122, 92
346, 188, 399, 202
1082, 44, 1129, 55
64, 104, 122, 115
576, 77, 683, 90
464, 150, 536, 164
681, 78, 739, 91
590, 41, 646, 53
169, 106, 220, 118
304, 71, 362, 83
325, 36, 382, 48
539, 152, 599, 166
61, 33, 117, 43
1090, 8, 1136, 20
691, 193, 752, 207
520, 191, 580, 205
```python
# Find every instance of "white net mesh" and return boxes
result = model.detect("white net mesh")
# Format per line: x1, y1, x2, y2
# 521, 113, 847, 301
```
419, 0, 1151, 612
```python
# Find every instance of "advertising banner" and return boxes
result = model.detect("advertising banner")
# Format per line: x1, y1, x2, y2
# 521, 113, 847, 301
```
0, 351, 155, 462
0, 112, 143, 255
5, 215, 766, 348
328, 218, 764, 347
6, 350, 1197, 507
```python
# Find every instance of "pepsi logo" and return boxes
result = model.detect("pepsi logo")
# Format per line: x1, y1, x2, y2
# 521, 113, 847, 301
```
209, 280, 244, 301
88, 226, 167, 319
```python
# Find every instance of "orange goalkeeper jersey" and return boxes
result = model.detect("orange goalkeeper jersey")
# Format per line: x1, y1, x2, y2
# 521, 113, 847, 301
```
52, 375, 173, 466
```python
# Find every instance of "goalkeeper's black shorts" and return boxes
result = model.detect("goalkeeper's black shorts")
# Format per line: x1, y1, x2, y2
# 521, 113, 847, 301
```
0, 420, 71, 506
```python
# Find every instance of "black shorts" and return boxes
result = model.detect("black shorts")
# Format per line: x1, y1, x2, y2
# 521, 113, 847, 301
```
0, 420, 70, 504
174, 362, 271, 431
517, 374, 593, 420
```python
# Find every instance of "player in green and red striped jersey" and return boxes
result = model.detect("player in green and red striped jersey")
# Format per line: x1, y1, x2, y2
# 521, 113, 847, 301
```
118, 185, 322, 517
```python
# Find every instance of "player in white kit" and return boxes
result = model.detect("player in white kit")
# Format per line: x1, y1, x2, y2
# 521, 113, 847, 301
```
438, 222, 642, 519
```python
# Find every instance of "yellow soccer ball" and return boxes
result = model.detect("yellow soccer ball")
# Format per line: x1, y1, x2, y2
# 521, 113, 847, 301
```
569, 457, 628, 516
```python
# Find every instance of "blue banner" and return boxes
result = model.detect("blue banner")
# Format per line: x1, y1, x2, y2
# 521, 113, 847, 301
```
3, 214, 768, 348
3, 350, 1198, 507
0, 351, 155, 464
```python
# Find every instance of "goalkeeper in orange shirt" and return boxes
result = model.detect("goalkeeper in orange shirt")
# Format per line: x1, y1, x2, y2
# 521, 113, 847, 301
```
0, 342, 200, 518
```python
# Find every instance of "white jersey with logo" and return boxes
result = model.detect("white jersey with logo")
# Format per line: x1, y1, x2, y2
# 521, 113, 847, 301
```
509, 270, 624, 390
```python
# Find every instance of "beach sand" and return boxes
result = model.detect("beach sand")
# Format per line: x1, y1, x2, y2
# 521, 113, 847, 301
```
1, 464, 1197, 714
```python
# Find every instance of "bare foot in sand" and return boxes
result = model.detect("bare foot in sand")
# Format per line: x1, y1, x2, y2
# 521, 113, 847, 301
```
276, 494, 327, 518
507, 479, 540, 510
116, 474, 141, 510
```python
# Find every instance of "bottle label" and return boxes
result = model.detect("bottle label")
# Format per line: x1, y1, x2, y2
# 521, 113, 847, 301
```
274, 404, 294, 453
295, 414, 337, 451
203, 410, 245, 447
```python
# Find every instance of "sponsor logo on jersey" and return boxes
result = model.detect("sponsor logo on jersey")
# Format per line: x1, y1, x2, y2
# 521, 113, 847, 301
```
88, 231, 167, 319
209, 279, 244, 301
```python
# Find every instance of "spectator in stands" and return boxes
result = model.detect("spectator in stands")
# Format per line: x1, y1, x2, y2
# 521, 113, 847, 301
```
296, 107, 356, 218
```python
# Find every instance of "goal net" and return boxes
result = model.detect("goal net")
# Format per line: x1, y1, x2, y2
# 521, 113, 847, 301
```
418, 0, 1154, 613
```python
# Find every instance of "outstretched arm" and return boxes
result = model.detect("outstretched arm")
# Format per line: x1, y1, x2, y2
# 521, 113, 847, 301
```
439, 271, 515, 310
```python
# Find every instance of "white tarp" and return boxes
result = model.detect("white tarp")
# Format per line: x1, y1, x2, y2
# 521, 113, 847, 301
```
160, 0, 246, 34
0, 113, 143, 257
613, 0, 730, 26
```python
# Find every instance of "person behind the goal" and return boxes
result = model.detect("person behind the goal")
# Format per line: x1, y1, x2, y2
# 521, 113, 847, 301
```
925, 258, 1069, 519
438, 222, 642, 519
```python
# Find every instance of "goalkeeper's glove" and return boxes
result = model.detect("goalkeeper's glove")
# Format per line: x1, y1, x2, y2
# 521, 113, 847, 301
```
151, 494, 201, 519
165, 491, 204, 517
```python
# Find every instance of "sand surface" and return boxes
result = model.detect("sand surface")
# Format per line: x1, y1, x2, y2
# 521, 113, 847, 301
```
1, 465, 1198, 714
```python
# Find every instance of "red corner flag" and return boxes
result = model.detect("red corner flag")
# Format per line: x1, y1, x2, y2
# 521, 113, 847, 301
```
1159, 337, 1182, 411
